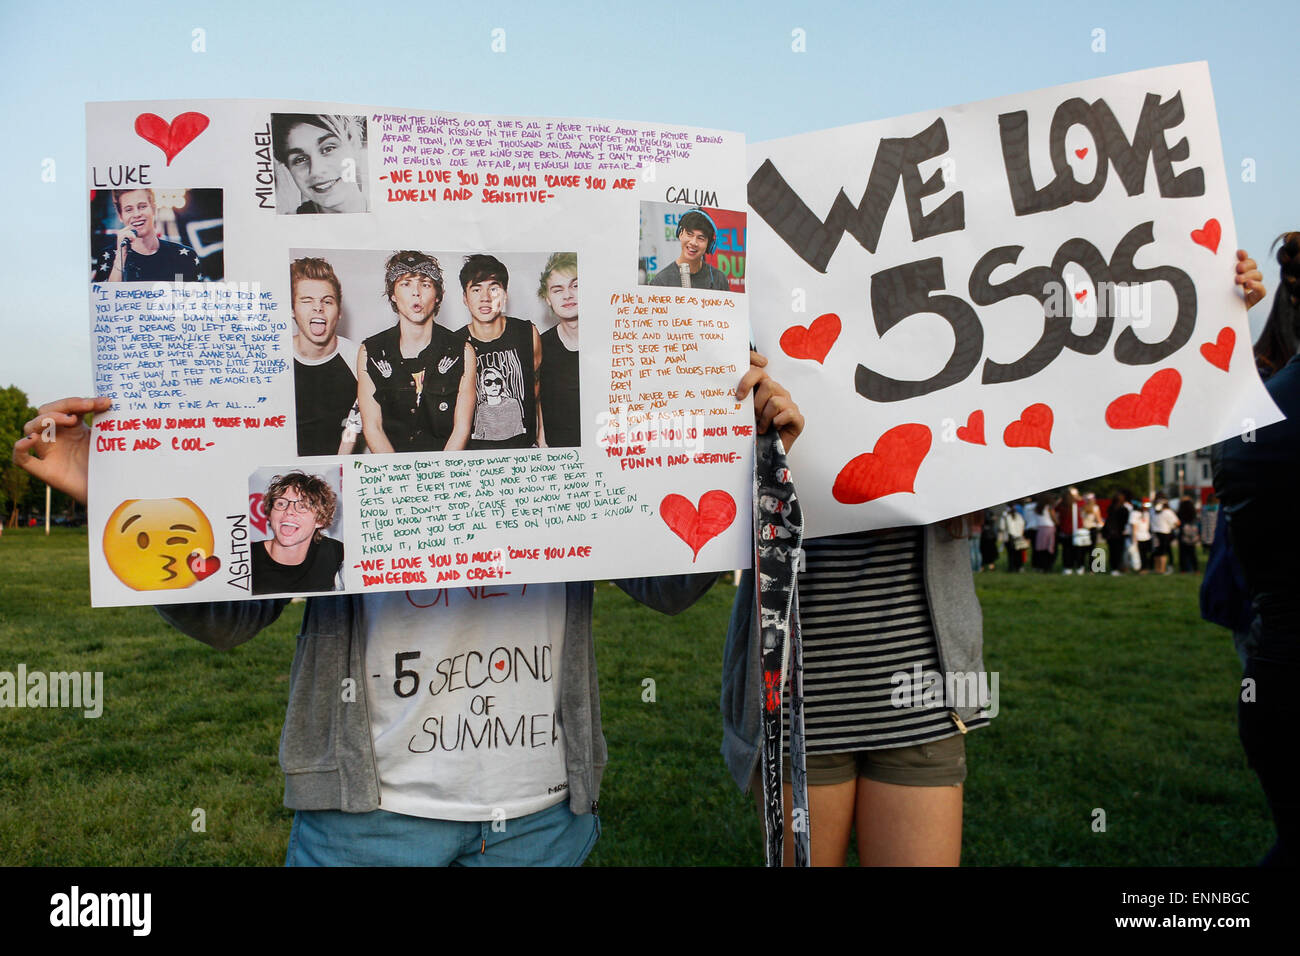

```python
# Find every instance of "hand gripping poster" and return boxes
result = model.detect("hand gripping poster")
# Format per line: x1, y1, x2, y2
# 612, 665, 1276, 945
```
746, 62, 1281, 537
86, 101, 751, 605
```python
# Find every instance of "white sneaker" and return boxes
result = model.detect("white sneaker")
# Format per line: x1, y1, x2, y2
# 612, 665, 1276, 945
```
1110, 570, 1121, 576
1062, 568, 1073, 575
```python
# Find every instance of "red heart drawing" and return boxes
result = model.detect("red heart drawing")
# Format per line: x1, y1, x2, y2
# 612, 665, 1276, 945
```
779, 312, 841, 364
1004, 404, 1054, 452
832, 423, 931, 504
188, 550, 220, 581
134, 112, 211, 166
1105, 368, 1182, 429
249, 493, 268, 535
1074, 289, 1088, 302
956, 410, 985, 445
1075, 147, 1089, 159
660, 490, 737, 561
494, 660, 505, 671
1190, 218, 1221, 254
1200, 327, 1235, 372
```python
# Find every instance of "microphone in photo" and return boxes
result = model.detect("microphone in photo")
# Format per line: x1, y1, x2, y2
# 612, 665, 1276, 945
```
119, 230, 135, 249
679, 262, 690, 288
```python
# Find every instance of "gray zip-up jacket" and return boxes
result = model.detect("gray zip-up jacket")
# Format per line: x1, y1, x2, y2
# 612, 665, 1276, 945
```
720, 522, 986, 792
158, 575, 716, 817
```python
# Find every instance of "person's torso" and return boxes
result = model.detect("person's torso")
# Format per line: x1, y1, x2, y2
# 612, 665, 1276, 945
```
362, 584, 570, 820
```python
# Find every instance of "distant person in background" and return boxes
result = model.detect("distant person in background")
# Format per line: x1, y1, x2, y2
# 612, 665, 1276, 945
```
979, 508, 999, 571
999, 502, 1026, 572
272, 114, 369, 214
289, 257, 362, 457
1131, 499, 1153, 572
536, 253, 581, 448
1101, 491, 1131, 576
650, 209, 730, 291
1200, 493, 1220, 548
93, 189, 203, 283
1177, 493, 1200, 573
1058, 487, 1088, 575
1150, 497, 1179, 575
1081, 492, 1103, 572
1031, 494, 1057, 572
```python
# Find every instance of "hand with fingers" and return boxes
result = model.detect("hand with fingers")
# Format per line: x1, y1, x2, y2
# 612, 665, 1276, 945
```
735, 350, 806, 451
11, 396, 112, 505
1236, 249, 1267, 308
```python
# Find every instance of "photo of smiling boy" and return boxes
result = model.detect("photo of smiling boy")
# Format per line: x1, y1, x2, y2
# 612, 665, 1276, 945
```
92, 188, 205, 282
537, 252, 581, 448
290, 257, 363, 457
270, 113, 369, 215
459, 254, 544, 450
251, 471, 344, 595
648, 208, 729, 291
358, 251, 476, 453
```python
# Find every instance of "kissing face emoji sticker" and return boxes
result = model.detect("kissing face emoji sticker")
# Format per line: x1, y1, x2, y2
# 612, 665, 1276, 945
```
102, 498, 218, 591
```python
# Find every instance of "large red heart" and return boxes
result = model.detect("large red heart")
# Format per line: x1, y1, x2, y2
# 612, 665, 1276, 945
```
660, 490, 737, 561
134, 112, 211, 166
779, 313, 840, 364
832, 423, 931, 504
1105, 368, 1182, 429
1200, 327, 1235, 372
956, 410, 985, 445
1190, 218, 1221, 254
1003, 404, 1054, 452
188, 550, 221, 581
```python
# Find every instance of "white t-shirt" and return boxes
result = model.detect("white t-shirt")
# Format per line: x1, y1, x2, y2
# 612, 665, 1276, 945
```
363, 584, 569, 821
1150, 507, 1179, 534
1129, 509, 1151, 542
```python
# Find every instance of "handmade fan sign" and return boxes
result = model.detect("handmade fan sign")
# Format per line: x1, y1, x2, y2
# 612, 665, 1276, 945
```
85, 98, 753, 606
747, 62, 1280, 536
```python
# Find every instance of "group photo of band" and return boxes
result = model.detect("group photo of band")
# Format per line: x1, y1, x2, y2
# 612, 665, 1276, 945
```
289, 249, 581, 458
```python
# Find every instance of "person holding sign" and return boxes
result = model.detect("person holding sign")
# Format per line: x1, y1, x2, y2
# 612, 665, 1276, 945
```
458, 255, 544, 449
358, 251, 477, 454
251, 471, 344, 595
92, 189, 204, 283
14, 352, 805, 867
649, 209, 730, 291
537, 253, 581, 448
290, 257, 363, 457
1214, 239, 1293, 866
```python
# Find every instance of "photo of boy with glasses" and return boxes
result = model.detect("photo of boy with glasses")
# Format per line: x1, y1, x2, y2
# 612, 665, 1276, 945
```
251, 471, 344, 595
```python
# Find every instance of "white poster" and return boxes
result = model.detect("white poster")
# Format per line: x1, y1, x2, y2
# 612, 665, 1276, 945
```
86, 100, 752, 605
747, 62, 1280, 537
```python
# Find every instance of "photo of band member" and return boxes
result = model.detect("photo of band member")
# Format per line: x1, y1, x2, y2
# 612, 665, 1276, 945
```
248, 466, 345, 596
270, 113, 370, 215
89, 188, 223, 283
287, 249, 581, 457
638, 202, 746, 293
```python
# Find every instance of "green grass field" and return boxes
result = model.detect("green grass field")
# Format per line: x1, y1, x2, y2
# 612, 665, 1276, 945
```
0, 528, 1271, 866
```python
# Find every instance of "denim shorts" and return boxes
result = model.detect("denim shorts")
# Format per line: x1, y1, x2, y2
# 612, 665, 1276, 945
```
285, 799, 600, 867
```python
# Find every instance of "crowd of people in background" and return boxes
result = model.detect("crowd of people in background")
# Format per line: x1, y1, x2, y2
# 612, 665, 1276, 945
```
972, 487, 1218, 577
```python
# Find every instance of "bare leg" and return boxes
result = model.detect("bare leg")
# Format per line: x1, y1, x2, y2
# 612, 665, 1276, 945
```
855, 779, 963, 867
755, 779, 856, 866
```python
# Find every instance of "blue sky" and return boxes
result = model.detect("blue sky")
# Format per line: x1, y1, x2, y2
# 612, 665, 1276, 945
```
0, 0, 1290, 402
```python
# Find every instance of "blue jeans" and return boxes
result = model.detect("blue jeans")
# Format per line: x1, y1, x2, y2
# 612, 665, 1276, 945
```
285, 800, 600, 867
